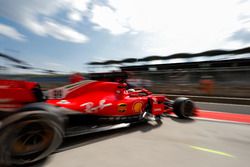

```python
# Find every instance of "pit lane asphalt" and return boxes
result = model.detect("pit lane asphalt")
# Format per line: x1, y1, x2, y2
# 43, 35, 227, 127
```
36, 102, 250, 167
195, 102, 250, 115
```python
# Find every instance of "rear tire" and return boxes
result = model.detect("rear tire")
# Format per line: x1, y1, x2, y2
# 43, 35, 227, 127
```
0, 112, 63, 166
173, 97, 195, 119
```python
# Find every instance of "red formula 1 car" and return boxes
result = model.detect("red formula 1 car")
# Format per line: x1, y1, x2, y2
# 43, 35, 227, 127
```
0, 79, 195, 166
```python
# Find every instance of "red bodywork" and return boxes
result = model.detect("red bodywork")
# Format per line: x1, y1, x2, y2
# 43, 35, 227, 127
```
46, 80, 167, 116
0, 80, 39, 111
0, 79, 168, 117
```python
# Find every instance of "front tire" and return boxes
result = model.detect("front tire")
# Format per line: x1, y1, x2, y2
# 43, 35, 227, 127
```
173, 97, 195, 119
0, 112, 63, 166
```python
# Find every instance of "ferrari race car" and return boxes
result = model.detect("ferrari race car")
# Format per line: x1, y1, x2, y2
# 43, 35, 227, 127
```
0, 79, 195, 166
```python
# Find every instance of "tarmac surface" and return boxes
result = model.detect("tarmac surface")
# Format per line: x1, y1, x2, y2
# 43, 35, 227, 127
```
34, 102, 250, 167
196, 102, 250, 115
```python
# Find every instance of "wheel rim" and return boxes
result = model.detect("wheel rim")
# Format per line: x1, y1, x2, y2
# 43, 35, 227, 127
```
181, 100, 194, 117
10, 120, 54, 160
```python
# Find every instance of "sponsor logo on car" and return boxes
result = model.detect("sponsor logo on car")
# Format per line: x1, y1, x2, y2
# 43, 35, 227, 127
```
133, 101, 143, 113
118, 103, 127, 112
81, 100, 112, 113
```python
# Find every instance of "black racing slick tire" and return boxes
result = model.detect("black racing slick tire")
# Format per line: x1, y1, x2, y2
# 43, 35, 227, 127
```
0, 111, 64, 166
173, 97, 195, 119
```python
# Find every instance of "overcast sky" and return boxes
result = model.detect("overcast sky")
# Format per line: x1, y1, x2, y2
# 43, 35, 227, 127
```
0, 0, 250, 73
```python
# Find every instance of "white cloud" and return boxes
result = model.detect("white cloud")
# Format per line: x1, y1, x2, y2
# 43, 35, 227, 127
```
90, 5, 130, 35
0, 0, 90, 43
89, 0, 250, 54
44, 20, 88, 43
68, 11, 83, 22
68, 0, 90, 12
0, 0, 249, 56
0, 23, 26, 41
66, 0, 90, 22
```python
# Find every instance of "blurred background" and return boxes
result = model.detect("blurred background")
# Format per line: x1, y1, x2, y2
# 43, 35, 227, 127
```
1, 0, 250, 100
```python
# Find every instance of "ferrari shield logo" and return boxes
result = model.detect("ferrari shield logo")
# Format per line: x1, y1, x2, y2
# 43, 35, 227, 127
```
118, 103, 127, 112
133, 101, 143, 113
